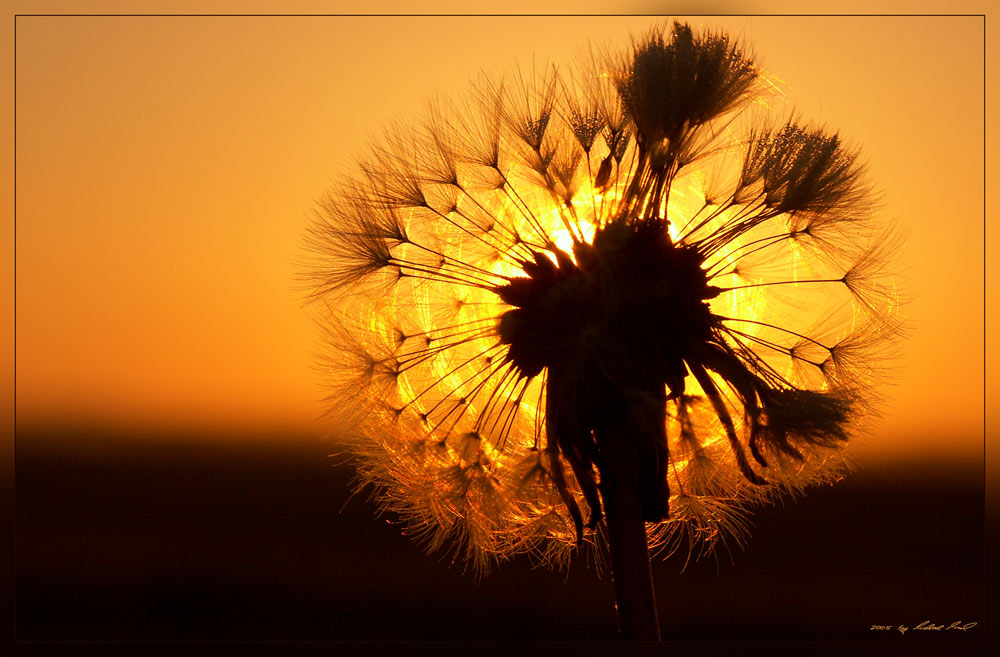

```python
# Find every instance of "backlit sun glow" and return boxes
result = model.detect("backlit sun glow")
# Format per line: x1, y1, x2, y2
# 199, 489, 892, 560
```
305, 22, 901, 572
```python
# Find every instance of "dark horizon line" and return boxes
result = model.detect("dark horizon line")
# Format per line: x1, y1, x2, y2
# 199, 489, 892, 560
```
12, 417, 987, 468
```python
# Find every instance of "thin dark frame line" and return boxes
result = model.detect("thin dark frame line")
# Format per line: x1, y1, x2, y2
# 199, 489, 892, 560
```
10, 13, 989, 642
10, 13, 989, 17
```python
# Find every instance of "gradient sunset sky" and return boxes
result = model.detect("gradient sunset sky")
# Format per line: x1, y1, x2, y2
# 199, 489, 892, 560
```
11, 7, 988, 468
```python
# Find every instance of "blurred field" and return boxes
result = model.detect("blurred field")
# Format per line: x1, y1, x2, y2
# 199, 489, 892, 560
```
15, 425, 984, 642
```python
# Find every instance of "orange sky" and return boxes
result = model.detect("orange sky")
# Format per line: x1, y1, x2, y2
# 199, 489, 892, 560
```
9, 10, 989, 463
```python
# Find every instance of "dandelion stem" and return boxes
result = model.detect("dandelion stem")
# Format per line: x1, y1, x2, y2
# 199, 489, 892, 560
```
601, 453, 662, 641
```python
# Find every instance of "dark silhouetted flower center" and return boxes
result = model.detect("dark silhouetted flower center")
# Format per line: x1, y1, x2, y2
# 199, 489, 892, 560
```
495, 220, 720, 393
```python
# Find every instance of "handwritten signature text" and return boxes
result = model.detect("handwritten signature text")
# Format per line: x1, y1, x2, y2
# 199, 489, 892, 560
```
870, 621, 978, 635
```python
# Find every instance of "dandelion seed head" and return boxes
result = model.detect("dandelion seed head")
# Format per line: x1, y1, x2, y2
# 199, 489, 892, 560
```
305, 21, 904, 573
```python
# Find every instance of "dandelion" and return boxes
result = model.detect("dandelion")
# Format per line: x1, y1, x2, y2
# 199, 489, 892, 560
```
304, 21, 902, 640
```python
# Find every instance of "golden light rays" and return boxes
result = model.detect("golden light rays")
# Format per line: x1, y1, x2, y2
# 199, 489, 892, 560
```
305, 21, 902, 576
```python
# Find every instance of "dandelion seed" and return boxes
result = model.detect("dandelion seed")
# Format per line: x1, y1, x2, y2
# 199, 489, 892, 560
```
304, 21, 903, 640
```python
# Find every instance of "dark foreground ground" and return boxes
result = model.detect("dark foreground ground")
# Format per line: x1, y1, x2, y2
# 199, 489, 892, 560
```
14, 425, 985, 643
